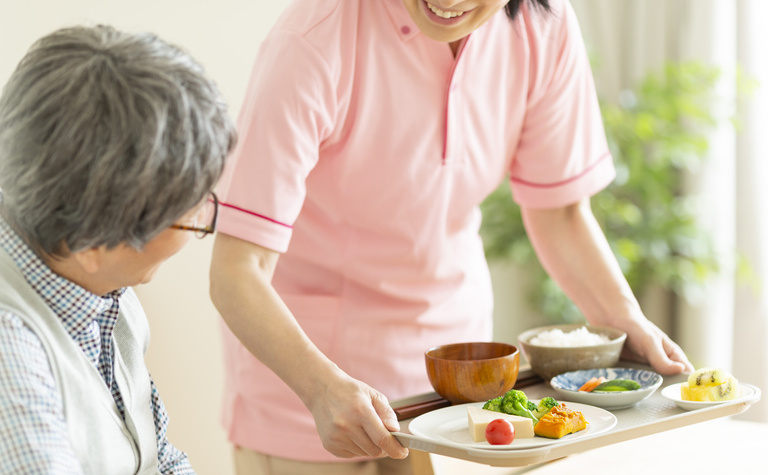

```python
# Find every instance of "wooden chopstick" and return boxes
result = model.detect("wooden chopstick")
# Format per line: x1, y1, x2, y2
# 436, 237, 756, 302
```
394, 397, 452, 421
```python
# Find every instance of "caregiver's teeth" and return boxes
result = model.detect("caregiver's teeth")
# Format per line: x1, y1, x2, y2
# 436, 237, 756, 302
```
427, 3, 465, 18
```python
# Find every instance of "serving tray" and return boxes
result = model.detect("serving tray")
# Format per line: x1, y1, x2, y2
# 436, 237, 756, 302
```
390, 365, 761, 467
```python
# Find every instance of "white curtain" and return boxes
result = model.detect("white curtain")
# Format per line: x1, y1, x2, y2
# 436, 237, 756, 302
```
731, 0, 768, 423
570, 0, 768, 422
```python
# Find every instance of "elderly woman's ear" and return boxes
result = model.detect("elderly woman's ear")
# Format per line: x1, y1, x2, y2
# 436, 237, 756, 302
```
69, 247, 102, 275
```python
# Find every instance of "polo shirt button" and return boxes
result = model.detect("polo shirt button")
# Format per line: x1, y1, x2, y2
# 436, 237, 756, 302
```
401, 25, 411, 35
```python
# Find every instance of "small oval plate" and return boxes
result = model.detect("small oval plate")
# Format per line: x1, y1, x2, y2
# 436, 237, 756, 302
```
550, 367, 663, 410
660, 382, 760, 411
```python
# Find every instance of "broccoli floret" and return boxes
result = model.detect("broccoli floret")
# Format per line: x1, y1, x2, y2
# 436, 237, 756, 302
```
499, 390, 538, 422
533, 397, 559, 419
482, 395, 504, 413
526, 400, 538, 412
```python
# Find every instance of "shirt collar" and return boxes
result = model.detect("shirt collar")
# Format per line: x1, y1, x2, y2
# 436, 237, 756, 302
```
380, 0, 492, 54
0, 214, 119, 338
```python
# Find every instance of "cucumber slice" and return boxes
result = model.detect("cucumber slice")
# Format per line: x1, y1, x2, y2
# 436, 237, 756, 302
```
592, 378, 641, 392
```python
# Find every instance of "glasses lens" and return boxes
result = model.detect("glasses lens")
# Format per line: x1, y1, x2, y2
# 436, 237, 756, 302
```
200, 200, 215, 227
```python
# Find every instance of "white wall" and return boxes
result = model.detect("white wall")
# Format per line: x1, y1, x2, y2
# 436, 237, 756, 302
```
0, 2, 289, 474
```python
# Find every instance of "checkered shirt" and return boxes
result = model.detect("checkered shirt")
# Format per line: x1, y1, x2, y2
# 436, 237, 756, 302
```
0, 216, 195, 474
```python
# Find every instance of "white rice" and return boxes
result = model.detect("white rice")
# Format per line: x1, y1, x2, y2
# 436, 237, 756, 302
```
529, 327, 611, 347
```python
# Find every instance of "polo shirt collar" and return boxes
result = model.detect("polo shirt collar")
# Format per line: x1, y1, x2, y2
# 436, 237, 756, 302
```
381, 0, 485, 54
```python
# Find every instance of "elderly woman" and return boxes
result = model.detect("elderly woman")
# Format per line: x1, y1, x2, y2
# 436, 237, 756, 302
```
0, 26, 235, 474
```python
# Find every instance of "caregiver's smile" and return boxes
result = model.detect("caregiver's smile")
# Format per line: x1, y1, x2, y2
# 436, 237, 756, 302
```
402, 0, 508, 46
426, 2, 466, 18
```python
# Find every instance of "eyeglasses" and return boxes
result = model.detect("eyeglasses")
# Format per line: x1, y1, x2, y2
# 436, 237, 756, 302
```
170, 192, 219, 239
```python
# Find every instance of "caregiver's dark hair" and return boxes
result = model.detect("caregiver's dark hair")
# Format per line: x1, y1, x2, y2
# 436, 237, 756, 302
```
0, 25, 237, 257
505, 0, 551, 19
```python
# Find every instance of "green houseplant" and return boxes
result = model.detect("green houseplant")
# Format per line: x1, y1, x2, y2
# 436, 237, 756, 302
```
480, 61, 727, 322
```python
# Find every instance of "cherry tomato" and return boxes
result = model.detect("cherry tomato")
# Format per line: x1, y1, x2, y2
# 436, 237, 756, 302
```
485, 419, 515, 445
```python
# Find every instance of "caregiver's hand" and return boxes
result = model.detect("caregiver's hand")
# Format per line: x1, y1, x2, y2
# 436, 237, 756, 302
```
305, 370, 409, 459
615, 317, 693, 375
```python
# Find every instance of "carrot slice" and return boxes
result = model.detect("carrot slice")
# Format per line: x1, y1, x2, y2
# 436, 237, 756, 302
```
578, 376, 606, 392
578, 377, 597, 391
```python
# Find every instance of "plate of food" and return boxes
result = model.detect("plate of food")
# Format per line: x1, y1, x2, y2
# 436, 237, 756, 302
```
408, 400, 617, 450
660, 367, 761, 411
549, 367, 663, 410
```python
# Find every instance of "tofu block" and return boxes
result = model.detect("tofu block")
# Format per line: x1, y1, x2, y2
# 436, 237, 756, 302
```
467, 406, 535, 442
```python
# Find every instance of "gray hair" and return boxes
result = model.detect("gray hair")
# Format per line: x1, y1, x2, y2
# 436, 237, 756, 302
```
0, 25, 236, 257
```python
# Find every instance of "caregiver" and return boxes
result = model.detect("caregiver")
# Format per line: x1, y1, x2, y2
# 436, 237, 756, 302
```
209, 1, 692, 474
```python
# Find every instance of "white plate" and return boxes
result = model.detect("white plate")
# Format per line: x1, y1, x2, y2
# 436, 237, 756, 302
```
550, 368, 663, 410
660, 382, 760, 411
408, 401, 617, 450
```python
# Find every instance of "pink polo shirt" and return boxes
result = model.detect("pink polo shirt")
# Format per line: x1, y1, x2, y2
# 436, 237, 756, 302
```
216, 0, 614, 461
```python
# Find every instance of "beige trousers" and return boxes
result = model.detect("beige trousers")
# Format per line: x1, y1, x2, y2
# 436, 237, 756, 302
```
233, 445, 417, 475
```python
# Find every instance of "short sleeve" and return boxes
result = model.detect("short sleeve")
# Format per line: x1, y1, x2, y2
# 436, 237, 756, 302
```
509, 0, 615, 209
216, 30, 338, 252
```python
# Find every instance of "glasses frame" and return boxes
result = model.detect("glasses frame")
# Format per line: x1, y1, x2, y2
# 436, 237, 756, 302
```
170, 192, 219, 239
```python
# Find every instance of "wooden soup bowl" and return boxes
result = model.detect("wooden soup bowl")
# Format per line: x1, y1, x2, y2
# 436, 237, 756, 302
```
425, 342, 520, 404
